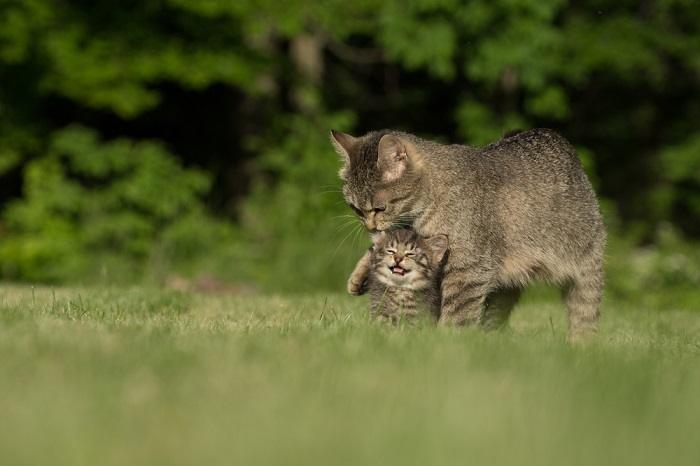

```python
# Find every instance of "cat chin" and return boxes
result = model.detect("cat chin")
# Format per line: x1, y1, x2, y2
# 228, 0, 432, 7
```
377, 273, 418, 288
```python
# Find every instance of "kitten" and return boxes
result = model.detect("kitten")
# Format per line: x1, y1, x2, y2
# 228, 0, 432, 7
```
348, 229, 448, 322
331, 128, 605, 340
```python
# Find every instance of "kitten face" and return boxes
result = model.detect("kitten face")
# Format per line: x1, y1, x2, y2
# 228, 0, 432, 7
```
371, 229, 447, 289
330, 130, 422, 232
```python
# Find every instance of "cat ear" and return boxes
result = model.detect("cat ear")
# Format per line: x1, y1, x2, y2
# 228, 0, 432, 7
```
424, 234, 448, 264
330, 130, 357, 165
377, 134, 420, 183
371, 231, 387, 248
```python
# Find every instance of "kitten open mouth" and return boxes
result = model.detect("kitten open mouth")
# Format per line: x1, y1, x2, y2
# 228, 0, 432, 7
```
389, 266, 409, 276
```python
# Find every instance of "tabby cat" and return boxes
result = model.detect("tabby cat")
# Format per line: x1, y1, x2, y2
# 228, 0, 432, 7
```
348, 229, 448, 321
331, 128, 605, 340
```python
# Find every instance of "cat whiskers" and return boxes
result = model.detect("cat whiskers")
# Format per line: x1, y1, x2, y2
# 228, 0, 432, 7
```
393, 209, 421, 229
328, 219, 365, 265
333, 217, 361, 234
316, 185, 344, 196
331, 214, 357, 220
349, 217, 367, 261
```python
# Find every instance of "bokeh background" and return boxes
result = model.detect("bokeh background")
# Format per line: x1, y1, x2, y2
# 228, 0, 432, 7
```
1, 0, 699, 305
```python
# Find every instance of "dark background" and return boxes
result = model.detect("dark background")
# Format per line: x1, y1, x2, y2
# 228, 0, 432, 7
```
1, 0, 699, 304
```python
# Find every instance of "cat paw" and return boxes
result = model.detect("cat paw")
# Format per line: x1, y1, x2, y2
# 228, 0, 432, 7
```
347, 279, 367, 296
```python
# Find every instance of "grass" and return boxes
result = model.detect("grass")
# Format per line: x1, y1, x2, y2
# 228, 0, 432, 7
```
1, 284, 699, 466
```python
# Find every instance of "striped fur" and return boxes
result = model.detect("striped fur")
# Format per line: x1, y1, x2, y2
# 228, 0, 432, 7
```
348, 229, 447, 321
332, 128, 606, 340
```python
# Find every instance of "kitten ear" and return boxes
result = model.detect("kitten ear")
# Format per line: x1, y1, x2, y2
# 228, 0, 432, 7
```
424, 234, 448, 264
377, 134, 420, 183
371, 231, 387, 248
330, 130, 357, 165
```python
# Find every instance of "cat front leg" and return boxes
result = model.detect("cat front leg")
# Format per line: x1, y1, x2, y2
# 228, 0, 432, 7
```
438, 259, 494, 326
347, 249, 372, 295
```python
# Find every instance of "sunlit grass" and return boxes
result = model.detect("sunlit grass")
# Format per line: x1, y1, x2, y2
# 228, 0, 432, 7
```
1, 284, 699, 466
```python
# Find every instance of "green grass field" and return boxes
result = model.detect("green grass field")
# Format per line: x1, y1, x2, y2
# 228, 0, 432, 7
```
1, 285, 699, 466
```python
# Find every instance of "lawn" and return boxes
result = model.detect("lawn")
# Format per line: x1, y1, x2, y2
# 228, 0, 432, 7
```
1, 284, 699, 466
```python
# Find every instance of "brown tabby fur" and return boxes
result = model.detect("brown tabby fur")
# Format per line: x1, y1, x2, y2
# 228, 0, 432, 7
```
332, 128, 606, 340
348, 229, 447, 321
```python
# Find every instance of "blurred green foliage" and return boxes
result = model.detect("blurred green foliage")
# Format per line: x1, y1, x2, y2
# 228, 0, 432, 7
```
235, 112, 368, 291
0, 126, 231, 282
0, 0, 699, 297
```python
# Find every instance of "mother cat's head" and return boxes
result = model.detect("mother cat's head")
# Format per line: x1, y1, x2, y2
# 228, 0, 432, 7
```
330, 130, 425, 232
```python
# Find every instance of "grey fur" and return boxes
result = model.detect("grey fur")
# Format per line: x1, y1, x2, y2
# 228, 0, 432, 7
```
332, 128, 606, 340
348, 229, 447, 321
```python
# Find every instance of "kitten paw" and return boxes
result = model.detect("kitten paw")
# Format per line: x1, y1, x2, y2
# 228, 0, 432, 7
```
347, 280, 363, 295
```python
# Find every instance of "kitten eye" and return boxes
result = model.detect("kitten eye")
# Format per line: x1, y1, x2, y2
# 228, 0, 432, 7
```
405, 252, 415, 257
386, 249, 396, 255
373, 206, 386, 213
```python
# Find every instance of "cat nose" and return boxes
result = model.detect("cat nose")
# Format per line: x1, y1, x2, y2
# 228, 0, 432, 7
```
395, 255, 404, 263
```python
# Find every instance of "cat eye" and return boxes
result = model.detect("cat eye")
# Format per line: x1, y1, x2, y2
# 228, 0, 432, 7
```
373, 206, 386, 213
405, 252, 415, 257
348, 203, 364, 217
386, 249, 396, 255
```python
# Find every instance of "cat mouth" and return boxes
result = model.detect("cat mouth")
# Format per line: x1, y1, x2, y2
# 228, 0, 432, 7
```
389, 266, 409, 276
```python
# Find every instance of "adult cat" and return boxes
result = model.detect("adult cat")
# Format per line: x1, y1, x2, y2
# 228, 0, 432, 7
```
331, 129, 605, 339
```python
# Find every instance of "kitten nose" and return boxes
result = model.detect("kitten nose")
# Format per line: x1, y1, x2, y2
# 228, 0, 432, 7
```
395, 255, 404, 264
